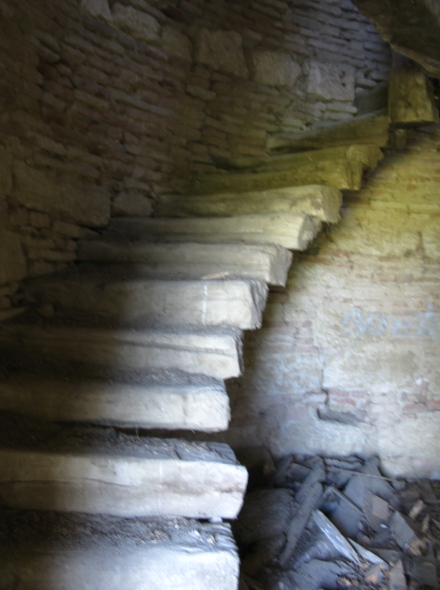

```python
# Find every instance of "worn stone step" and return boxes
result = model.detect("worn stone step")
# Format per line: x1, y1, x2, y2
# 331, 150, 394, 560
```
78, 241, 293, 287
267, 113, 390, 152
106, 213, 322, 251
0, 510, 240, 590
0, 421, 248, 518
190, 144, 383, 193
156, 184, 342, 224
28, 272, 268, 330
0, 324, 243, 380
0, 374, 230, 432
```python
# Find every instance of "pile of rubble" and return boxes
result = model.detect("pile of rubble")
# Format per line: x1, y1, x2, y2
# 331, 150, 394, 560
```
235, 454, 439, 590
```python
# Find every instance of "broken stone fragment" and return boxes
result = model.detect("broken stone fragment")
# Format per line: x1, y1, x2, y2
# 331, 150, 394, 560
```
312, 510, 361, 565
389, 560, 408, 590
365, 492, 390, 531
390, 511, 417, 550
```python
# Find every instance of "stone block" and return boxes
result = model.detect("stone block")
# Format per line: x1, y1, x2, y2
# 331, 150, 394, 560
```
80, 0, 112, 21
307, 60, 355, 102
0, 229, 27, 285
112, 191, 153, 217
0, 376, 230, 432
112, 4, 161, 44
0, 514, 240, 590
0, 324, 243, 380
13, 162, 110, 227
196, 29, 248, 78
0, 438, 248, 518
389, 560, 407, 590
163, 26, 192, 62
253, 50, 301, 87
0, 147, 12, 196
389, 53, 439, 125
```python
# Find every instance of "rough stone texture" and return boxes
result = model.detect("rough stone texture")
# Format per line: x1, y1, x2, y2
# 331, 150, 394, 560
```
112, 4, 161, 44
29, 273, 269, 329
163, 26, 192, 62
389, 53, 439, 125
113, 192, 154, 217
13, 163, 110, 228
0, 446, 247, 518
80, 0, 112, 21
157, 185, 342, 224
307, 61, 355, 102
0, 228, 27, 285
0, 376, 230, 432
224, 126, 440, 479
0, 0, 391, 286
0, 514, 240, 590
352, 0, 440, 78
253, 51, 301, 87
108, 213, 322, 251
0, 324, 243, 380
196, 29, 248, 78
78, 241, 293, 287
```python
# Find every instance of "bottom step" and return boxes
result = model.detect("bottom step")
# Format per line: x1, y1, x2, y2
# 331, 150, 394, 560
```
0, 509, 239, 590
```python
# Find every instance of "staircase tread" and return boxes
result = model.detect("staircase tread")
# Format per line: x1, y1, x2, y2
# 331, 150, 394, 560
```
0, 510, 239, 590
0, 323, 243, 381
267, 111, 390, 152
77, 239, 293, 286
0, 414, 237, 462
156, 184, 342, 224
0, 374, 230, 432
102, 212, 322, 251
0, 507, 235, 552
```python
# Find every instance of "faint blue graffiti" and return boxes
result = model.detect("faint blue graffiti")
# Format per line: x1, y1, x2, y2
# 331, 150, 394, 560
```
342, 304, 440, 340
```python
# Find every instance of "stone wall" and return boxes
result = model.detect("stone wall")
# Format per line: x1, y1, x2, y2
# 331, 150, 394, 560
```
226, 125, 440, 479
0, 0, 390, 308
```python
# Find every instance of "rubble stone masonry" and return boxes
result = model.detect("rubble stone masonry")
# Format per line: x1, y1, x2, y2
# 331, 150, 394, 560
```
0, 0, 389, 302
226, 125, 440, 478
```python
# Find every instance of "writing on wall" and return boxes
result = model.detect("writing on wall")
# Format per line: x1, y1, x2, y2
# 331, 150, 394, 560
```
342, 305, 440, 340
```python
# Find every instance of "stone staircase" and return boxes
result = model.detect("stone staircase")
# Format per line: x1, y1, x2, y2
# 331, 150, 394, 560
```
0, 94, 431, 587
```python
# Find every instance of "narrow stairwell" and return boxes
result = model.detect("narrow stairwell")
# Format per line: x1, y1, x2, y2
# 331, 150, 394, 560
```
0, 90, 431, 587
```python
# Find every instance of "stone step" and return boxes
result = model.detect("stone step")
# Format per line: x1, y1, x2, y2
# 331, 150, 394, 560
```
0, 374, 230, 432
0, 510, 240, 590
0, 421, 248, 518
267, 113, 390, 152
27, 272, 268, 330
190, 144, 383, 193
77, 241, 293, 287
0, 324, 243, 380
106, 213, 322, 251
156, 184, 342, 224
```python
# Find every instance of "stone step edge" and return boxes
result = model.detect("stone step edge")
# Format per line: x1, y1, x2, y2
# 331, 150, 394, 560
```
0, 512, 239, 590
0, 324, 243, 380
105, 212, 322, 251
27, 276, 269, 331
0, 446, 248, 518
0, 376, 230, 432
77, 241, 293, 287
156, 184, 342, 224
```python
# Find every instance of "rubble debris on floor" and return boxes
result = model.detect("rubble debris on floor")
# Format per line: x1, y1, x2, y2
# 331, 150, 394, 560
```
235, 453, 440, 590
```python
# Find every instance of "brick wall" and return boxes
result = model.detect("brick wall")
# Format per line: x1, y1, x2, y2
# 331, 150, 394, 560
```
0, 0, 389, 308
226, 125, 440, 478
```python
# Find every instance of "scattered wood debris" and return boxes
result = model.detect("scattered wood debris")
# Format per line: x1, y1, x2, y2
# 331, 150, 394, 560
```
235, 453, 440, 590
